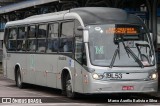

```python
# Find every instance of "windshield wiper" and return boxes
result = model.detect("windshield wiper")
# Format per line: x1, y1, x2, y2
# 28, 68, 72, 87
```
135, 43, 151, 58
110, 35, 144, 68
120, 36, 144, 68
109, 44, 120, 68
125, 46, 144, 68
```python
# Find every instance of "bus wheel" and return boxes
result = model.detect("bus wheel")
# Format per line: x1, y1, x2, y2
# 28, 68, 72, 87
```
16, 68, 24, 89
66, 74, 76, 98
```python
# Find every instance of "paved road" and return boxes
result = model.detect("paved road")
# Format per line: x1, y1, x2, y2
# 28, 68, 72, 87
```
0, 74, 160, 106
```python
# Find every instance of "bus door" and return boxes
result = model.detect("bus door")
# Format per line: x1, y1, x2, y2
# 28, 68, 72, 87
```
57, 21, 75, 89
74, 21, 84, 93
74, 38, 84, 93
45, 23, 59, 88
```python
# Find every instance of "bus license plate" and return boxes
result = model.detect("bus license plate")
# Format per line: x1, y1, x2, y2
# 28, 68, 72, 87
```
105, 73, 122, 79
122, 86, 134, 90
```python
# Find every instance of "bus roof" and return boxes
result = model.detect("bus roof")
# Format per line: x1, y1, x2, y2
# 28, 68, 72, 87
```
5, 7, 144, 27
70, 7, 144, 25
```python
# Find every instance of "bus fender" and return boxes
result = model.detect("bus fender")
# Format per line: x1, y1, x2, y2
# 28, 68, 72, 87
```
61, 67, 73, 92
62, 67, 72, 79
15, 63, 23, 81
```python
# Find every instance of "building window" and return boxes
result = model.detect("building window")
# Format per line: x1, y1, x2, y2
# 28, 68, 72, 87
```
0, 22, 5, 31
157, 17, 160, 44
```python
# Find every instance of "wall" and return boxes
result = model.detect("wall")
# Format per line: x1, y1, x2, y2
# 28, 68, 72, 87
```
158, 17, 160, 44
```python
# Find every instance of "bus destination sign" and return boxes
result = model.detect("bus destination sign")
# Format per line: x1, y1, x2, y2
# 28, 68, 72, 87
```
106, 27, 138, 34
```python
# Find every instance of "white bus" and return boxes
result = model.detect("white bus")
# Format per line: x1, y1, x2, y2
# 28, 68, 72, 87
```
3, 7, 158, 98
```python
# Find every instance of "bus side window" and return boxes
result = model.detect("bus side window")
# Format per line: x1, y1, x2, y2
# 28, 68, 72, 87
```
27, 25, 37, 52
17, 26, 27, 51
60, 21, 74, 53
4, 28, 8, 47
7, 28, 17, 51
47, 23, 59, 53
28, 26, 36, 38
37, 24, 47, 53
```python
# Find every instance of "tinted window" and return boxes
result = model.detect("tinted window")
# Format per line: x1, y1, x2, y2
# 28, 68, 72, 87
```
18, 27, 27, 39
37, 24, 47, 53
74, 20, 84, 63
27, 25, 37, 52
38, 24, 47, 38
75, 20, 83, 36
61, 21, 74, 37
17, 27, 27, 51
8, 28, 17, 51
8, 28, 17, 40
47, 23, 59, 53
48, 24, 58, 38
28, 26, 36, 38
27, 39, 37, 52
60, 21, 74, 52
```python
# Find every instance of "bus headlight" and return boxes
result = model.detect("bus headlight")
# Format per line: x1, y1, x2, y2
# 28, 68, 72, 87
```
92, 73, 103, 80
149, 72, 158, 80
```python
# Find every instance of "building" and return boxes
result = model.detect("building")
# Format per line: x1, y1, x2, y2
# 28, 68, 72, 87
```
0, 0, 159, 48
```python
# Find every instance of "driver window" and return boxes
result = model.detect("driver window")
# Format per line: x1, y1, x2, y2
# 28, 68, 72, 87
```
75, 20, 86, 65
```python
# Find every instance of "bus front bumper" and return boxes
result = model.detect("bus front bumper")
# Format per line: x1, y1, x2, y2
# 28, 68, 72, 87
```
83, 80, 158, 94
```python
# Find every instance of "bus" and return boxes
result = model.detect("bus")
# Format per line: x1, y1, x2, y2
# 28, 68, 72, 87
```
3, 7, 158, 98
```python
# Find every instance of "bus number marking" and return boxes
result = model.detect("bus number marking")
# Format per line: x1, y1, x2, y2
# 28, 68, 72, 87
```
105, 73, 122, 79
58, 57, 66, 60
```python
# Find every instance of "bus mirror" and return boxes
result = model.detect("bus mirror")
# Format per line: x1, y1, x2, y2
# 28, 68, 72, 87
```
83, 30, 89, 42
77, 26, 83, 30
150, 32, 153, 41
77, 26, 88, 30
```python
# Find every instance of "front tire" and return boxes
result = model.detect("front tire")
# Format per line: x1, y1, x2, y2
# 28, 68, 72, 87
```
66, 74, 76, 98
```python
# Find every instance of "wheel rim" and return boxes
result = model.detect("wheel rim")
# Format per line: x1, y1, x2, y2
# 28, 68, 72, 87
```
66, 80, 72, 97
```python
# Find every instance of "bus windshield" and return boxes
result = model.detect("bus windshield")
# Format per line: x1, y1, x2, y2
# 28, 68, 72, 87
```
88, 24, 155, 67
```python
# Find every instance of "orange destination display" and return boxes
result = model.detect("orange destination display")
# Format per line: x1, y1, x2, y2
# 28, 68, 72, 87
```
106, 27, 138, 34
